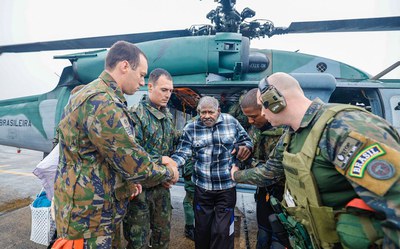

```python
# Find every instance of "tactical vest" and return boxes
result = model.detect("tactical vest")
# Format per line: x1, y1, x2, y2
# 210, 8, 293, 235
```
281, 104, 367, 248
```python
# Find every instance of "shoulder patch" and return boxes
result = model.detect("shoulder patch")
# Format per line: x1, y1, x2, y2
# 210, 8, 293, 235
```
333, 136, 363, 171
120, 116, 134, 139
336, 131, 400, 196
367, 160, 396, 180
348, 144, 385, 178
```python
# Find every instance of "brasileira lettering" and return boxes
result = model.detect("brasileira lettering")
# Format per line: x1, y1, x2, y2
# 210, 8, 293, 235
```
0, 119, 32, 127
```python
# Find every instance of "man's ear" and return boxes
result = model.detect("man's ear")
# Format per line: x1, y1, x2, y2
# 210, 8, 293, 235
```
148, 82, 154, 92
119, 60, 130, 73
218, 107, 221, 114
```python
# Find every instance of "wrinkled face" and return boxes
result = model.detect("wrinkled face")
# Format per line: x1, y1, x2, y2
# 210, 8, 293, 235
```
148, 75, 174, 109
123, 54, 148, 95
199, 105, 220, 127
241, 106, 267, 129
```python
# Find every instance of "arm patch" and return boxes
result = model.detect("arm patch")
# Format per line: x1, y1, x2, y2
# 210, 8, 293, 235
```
334, 131, 400, 196
120, 116, 135, 140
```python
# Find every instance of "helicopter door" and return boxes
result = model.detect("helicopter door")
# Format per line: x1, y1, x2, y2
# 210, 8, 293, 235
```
291, 73, 336, 103
381, 89, 400, 133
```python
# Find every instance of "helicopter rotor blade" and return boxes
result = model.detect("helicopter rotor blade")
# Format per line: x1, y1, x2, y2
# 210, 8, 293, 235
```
0, 29, 192, 54
280, 16, 400, 34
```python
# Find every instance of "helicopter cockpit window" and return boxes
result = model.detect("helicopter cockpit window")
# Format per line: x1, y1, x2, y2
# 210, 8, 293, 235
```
329, 88, 374, 112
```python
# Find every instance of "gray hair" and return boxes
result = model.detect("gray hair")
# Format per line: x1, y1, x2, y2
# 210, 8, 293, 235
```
197, 96, 219, 112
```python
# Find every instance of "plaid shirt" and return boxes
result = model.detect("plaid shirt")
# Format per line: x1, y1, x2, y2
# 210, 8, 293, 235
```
172, 113, 253, 190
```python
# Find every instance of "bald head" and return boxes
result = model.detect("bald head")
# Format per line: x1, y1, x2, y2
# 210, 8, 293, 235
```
257, 72, 312, 130
267, 72, 304, 98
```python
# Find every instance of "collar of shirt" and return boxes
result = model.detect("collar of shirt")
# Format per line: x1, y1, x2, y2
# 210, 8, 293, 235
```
298, 98, 324, 131
99, 71, 127, 106
141, 94, 171, 120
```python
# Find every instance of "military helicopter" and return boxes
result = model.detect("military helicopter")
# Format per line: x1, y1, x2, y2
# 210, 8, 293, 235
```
0, 0, 399, 154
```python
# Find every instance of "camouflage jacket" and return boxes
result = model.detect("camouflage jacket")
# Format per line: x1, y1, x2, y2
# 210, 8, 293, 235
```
234, 98, 400, 247
54, 71, 173, 240
248, 125, 284, 164
129, 94, 179, 187
243, 125, 285, 187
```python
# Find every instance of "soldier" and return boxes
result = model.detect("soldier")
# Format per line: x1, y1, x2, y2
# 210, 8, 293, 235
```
232, 72, 400, 248
123, 68, 178, 249
239, 88, 287, 249
182, 157, 195, 241
227, 90, 251, 130
53, 41, 179, 248
171, 96, 253, 249
181, 116, 198, 242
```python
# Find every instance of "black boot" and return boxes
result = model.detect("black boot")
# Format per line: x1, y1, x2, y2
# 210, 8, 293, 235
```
184, 224, 195, 241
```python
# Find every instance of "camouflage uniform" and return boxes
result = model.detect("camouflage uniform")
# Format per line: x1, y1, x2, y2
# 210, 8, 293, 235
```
246, 125, 285, 249
234, 99, 400, 248
123, 94, 177, 249
181, 116, 197, 240
182, 158, 195, 227
54, 71, 173, 248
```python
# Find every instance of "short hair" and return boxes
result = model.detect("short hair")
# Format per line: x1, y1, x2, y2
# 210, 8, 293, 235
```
197, 96, 219, 112
148, 68, 172, 85
240, 88, 260, 109
105, 41, 147, 70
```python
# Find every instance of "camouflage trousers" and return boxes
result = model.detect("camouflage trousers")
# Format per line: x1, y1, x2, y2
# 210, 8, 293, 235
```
123, 185, 171, 249
183, 178, 195, 226
78, 223, 123, 249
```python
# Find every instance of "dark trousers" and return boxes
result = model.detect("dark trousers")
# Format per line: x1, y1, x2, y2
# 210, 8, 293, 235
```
194, 186, 236, 249
255, 183, 285, 249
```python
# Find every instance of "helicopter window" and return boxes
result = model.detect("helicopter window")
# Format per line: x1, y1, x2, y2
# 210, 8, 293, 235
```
225, 43, 235, 51
389, 95, 400, 132
328, 88, 385, 118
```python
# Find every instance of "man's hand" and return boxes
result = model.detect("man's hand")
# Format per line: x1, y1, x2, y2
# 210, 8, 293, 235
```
162, 181, 173, 189
130, 183, 142, 200
162, 156, 175, 165
162, 156, 179, 184
231, 165, 239, 181
231, 145, 252, 161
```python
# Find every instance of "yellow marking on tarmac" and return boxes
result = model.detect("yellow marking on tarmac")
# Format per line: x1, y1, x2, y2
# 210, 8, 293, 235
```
0, 169, 34, 177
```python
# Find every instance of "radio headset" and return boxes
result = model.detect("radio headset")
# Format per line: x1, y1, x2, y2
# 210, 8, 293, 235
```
258, 77, 287, 113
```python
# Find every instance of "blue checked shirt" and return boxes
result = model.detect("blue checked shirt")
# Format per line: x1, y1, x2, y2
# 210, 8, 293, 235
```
172, 113, 253, 190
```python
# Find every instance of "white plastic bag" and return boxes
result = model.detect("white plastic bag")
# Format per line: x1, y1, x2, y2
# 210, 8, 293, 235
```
33, 144, 59, 200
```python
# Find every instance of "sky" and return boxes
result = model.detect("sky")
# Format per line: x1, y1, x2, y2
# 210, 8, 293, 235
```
0, 0, 399, 100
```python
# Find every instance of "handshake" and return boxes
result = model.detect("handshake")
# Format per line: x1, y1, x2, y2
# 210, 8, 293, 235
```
130, 156, 179, 199
162, 156, 179, 188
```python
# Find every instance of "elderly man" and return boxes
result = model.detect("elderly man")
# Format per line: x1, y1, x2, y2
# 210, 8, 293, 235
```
171, 96, 253, 249
232, 72, 400, 248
